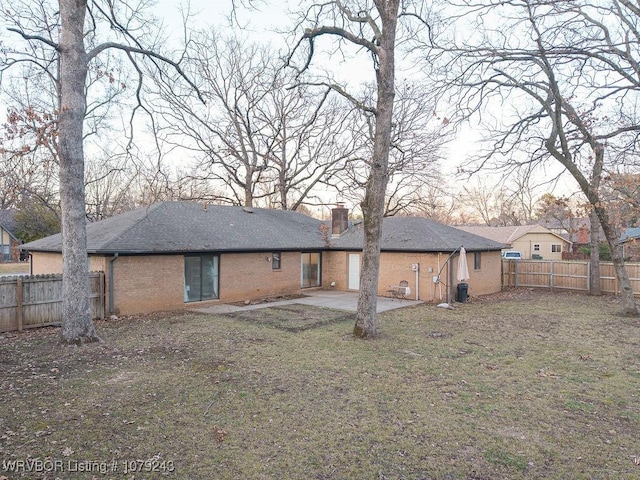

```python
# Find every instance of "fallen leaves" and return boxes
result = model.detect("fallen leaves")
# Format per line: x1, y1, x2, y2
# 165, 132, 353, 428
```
214, 425, 228, 443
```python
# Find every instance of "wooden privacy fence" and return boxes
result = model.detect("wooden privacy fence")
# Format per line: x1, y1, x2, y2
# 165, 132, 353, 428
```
0, 272, 105, 333
502, 259, 640, 296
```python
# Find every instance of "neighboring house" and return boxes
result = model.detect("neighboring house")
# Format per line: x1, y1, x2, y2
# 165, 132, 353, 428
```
22, 201, 505, 315
0, 209, 21, 263
619, 227, 640, 262
456, 224, 570, 260
537, 217, 593, 255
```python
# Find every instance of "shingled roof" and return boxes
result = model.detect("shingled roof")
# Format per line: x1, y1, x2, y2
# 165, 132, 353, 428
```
22, 202, 328, 254
330, 217, 505, 252
0, 209, 18, 238
619, 227, 640, 244
22, 202, 506, 254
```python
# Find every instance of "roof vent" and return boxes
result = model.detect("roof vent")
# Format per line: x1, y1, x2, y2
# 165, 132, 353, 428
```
242, 207, 254, 214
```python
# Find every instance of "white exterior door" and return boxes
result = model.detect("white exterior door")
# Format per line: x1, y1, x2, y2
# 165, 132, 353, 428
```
348, 253, 360, 290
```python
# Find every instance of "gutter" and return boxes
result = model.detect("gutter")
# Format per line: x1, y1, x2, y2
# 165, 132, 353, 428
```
108, 253, 119, 315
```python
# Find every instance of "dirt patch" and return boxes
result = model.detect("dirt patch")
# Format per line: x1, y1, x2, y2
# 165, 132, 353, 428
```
227, 293, 307, 307
224, 303, 354, 331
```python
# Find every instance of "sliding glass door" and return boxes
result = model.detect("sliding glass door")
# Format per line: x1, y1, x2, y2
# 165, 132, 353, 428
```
301, 252, 321, 288
184, 255, 219, 302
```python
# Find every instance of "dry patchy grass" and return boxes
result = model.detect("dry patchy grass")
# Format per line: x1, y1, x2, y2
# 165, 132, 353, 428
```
1, 290, 639, 479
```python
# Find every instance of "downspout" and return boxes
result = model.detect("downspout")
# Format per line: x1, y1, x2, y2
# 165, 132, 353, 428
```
108, 253, 119, 315
449, 256, 455, 303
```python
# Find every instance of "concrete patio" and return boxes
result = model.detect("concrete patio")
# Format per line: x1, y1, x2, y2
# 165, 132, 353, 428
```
189, 289, 423, 315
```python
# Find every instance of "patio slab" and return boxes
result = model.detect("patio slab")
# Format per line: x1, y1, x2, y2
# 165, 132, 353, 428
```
189, 289, 422, 315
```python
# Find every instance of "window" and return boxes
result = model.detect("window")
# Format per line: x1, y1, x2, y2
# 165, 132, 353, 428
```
184, 255, 219, 302
474, 252, 481, 270
533, 244, 540, 251
301, 252, 321, 288
272, 252, 281, 270
0, 244, 10, 262
551, 244, 562, 253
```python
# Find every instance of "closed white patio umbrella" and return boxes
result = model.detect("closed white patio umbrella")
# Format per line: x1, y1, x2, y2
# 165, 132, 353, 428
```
457, 246, 470, 283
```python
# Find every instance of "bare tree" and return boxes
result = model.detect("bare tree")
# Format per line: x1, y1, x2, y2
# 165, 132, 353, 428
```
153, 33, 357, 210
258, 81, 360, 211
601, 172, 640, 230
290, 0, 426, 338
459, 179, 517, 226
441, 0, 640, 315
411, 183, 457, 223
326, 81, 450, 216
1, 0, 202, 343
458, 170, 544, 226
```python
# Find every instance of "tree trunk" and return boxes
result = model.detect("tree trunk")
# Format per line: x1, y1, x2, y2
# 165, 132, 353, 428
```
596, 206, 638, 316
588, 208, 601, 296
59, 0, 100, 344
354, 1, 399, 338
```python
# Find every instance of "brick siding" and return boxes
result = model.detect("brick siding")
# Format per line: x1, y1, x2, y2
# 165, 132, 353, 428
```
218, 252, 304, 303
30, 249, 503, 316
323, 250, 502, 302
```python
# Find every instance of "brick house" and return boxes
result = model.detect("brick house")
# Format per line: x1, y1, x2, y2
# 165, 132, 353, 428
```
619, 228, 640, 261
0, 209, 21, 263
22, 202, 505, 315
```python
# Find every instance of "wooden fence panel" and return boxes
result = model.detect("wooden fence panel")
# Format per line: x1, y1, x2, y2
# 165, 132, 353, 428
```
599, 264, 618, 295
619, 263, 640, 295
0, 272, 104, 333
22, 276, 63, 327
502, 260, 640, 296
515, 260, 552, 288
549, 261, 589, 291
0, 280, 18, 333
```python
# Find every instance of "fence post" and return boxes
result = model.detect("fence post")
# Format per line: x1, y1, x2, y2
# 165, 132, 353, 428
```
550, 261, 554, 290
16, 277, 23, 331
587, 261, 591, 293
514, 260, 519, 288
99, 272, 105, 318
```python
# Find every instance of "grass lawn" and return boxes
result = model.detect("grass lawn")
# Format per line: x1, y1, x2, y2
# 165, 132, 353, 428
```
1, 290, 639, 479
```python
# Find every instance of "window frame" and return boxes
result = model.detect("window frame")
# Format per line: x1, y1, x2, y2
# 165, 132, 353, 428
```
184, 254, 219, 303
474, 251, 481, 270
300, 251, 321, 288
272, 251, 281, 270
0, 244, 10, 262
551, 244, 562, 253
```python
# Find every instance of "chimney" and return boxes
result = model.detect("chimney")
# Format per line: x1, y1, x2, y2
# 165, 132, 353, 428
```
331, 202, 349, 236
